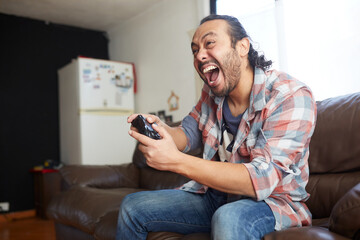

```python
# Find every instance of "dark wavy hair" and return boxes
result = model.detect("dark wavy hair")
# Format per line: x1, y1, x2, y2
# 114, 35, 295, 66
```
200, 14, 272, 71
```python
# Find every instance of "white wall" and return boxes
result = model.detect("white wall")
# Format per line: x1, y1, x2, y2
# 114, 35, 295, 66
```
108, 0, 209, 122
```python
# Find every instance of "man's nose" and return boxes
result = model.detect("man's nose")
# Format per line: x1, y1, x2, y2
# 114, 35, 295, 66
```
196, 48, 208, 62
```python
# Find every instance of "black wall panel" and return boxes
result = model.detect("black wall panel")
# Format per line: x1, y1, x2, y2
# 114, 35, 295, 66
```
0, 13, 109, 212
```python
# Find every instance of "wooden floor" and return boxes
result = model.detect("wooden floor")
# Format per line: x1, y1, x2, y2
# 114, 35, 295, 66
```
0, 215, 56, 240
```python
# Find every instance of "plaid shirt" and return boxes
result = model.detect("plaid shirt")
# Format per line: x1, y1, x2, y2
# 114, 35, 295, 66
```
179, 68, 317, 230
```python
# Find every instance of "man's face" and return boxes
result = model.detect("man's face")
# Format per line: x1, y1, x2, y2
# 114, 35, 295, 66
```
191, 19, 242, 97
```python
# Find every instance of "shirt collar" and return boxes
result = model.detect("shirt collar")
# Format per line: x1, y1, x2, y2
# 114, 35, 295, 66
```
249, 67, 267, 113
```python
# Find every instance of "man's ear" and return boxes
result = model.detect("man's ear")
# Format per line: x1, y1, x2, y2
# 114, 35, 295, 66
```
236, 38, 250, 57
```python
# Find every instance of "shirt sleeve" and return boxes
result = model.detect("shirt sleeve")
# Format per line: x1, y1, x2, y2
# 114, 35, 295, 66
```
180, 115, 202, 153
244, 87, 317, 201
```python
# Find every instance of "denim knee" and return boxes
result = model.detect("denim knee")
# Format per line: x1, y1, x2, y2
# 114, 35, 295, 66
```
211, 200, 275, 240
211, 204, 239, 239
117, 192, 148, 240
119, 192, 144, 220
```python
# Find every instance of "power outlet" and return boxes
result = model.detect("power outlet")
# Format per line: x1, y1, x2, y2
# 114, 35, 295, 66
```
0, 202, 10, 212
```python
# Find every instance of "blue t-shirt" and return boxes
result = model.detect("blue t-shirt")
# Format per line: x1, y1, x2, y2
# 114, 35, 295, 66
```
218, 98, 243, 162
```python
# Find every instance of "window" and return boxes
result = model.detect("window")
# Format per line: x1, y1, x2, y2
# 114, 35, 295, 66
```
216, 0, 274, 17
215, 0, 360, 100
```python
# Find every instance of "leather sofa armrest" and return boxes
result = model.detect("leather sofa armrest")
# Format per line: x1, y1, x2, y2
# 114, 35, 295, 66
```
329, 182, 360, 239
60, 163, 140, 190
263, 226, 350, 240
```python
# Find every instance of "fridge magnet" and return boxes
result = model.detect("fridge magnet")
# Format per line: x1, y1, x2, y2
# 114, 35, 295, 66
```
82, 69, 93, 83
113, 73, 132, 89
83, 75, 92, 83
167, 91, 179, 111
83, 69, 92, 75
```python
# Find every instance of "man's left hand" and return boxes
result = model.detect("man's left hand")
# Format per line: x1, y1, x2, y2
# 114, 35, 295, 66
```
129, 123, 181, 171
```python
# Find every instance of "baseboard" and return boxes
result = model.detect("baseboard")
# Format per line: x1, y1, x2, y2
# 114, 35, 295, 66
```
0, 209, 36, 223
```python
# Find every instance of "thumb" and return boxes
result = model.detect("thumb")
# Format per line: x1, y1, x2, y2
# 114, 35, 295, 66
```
151, 123, 169, 139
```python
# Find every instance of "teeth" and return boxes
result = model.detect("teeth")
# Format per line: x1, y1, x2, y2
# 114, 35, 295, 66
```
203, 65, 217, 74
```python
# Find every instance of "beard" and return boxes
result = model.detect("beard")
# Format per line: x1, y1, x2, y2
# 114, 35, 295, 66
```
201, 48, 242, 97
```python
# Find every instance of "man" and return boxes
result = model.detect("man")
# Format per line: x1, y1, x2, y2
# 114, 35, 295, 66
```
116, 14, 317, 240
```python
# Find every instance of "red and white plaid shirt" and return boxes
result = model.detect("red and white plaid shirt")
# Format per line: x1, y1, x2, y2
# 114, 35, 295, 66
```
179, 68, 317, 230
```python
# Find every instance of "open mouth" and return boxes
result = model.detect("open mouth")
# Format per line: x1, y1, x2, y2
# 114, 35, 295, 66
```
202, 65, 220, 86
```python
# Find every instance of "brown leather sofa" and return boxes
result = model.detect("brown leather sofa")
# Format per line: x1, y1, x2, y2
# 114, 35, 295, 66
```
47, 92, 360, 240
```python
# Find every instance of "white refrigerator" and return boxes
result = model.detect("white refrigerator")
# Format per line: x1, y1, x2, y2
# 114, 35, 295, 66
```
58, 57, 136, 165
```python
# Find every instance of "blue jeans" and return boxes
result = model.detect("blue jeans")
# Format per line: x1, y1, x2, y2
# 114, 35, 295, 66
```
116, 189, 275, 240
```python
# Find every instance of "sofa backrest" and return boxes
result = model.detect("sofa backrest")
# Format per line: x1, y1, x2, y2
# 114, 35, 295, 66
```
60, 164, 140, 190
308, 92, 360, 174
306, 92, 360, 218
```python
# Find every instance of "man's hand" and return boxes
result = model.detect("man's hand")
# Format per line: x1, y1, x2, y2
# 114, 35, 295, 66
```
128, 113, 188, 154
128, 117, 182, 171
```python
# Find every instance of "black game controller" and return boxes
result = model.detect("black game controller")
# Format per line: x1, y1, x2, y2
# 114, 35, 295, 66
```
131, 115, 161, 140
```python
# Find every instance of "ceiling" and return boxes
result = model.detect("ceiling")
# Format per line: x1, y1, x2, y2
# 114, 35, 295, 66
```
0, 0, 163, 31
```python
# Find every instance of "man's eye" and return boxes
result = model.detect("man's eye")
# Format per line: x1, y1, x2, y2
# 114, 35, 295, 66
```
192, 49, 198, 55
206, 41, 215, 46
